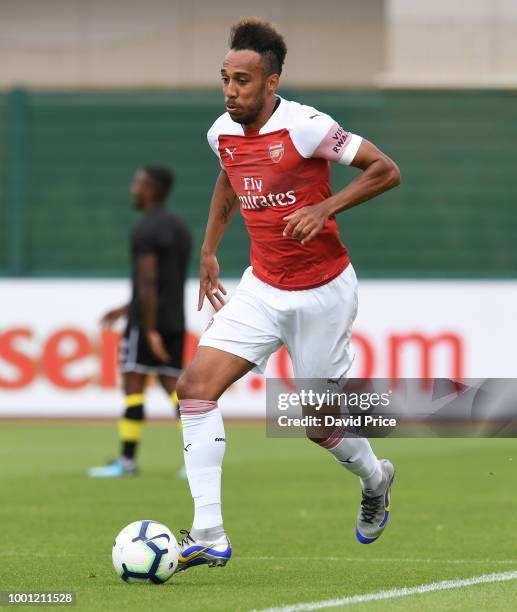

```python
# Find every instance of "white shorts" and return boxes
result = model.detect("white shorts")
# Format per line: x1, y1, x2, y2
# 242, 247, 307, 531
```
199, 264, 358, 378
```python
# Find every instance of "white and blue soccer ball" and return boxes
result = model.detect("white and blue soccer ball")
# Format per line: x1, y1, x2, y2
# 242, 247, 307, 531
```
112, 520, 180, 584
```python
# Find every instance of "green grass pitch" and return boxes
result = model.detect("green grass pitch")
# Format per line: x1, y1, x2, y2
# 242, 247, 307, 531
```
1, 422, 516, 611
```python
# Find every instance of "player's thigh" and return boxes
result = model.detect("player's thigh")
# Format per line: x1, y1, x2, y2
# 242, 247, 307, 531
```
286, 265, 358, 379
176, 346, 255, 401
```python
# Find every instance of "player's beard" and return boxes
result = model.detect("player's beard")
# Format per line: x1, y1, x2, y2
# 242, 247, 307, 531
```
132, 197, 144, 210
236, 91, 267, 126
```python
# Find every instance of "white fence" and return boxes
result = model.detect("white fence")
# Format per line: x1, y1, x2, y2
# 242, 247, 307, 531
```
1, 279, 516, 417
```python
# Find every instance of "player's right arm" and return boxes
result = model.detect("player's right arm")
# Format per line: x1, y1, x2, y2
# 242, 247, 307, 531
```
100, 304, 129, 328
198, 170, 239, 311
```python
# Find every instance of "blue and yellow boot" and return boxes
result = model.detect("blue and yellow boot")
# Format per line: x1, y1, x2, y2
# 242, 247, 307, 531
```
177, 528, 232, 571
356, 459, 395, 544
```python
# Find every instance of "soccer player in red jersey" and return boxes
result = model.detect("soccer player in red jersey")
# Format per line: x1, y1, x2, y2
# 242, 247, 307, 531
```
176, 18, 401, 570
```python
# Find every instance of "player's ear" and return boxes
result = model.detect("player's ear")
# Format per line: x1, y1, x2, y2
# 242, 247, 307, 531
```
267, 73, 279, 94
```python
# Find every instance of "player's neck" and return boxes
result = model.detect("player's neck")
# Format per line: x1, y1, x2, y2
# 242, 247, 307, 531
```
242, 96, 279, 134
142, 202, 162, 212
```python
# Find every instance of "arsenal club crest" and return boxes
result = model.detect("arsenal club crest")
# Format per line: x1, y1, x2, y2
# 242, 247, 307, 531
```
268, 141, 284, 163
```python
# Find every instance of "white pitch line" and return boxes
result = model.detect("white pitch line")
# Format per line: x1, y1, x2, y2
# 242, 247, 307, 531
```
252, 570, 517, 612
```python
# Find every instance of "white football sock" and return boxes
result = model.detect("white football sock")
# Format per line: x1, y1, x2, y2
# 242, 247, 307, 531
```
323, 435, 383, 491
179, 400, 225, 530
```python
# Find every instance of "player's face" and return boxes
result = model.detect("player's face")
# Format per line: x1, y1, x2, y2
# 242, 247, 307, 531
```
221, 50, 277, 125
131, 170, 153, 209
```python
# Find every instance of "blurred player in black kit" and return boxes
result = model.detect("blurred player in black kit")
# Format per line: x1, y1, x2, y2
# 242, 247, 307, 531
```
89, 165, 192, 478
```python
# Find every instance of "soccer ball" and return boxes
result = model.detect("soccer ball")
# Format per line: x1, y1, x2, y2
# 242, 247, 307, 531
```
112, 520, 180, 584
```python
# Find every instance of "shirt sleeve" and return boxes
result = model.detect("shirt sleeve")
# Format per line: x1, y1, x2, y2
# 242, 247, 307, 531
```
207, 125, 224, 169
291, 104, 363, 166
207, 129, 221, 160
132, 228, 159, 257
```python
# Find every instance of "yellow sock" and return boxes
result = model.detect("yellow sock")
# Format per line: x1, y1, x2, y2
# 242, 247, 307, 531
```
118, 418, 143, 442
119, 394, 145, 456
170, 390, 181, 428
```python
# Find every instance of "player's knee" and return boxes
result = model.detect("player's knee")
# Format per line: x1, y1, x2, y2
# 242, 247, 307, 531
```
306, 431, 326, 445
305, 427, 333, 446
176, 370, 213, 401
175, 372, 190, 399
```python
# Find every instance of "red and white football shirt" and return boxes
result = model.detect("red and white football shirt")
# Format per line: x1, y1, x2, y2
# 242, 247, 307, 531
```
207, 97, 362, 290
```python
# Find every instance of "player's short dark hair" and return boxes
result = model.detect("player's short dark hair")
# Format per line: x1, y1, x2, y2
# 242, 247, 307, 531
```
143, 165, 175, 202
229, 18, 287, 76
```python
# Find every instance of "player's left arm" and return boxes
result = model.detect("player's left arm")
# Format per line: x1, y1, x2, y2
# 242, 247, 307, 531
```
136, 253, 171, 363
283, 138, 401, 245
330, 139, 401, 214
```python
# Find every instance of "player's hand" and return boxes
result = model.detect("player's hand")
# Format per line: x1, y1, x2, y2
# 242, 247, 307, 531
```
146, 330, 171, 363
198, 253, 227, 312
282, 205, 329, 245
100, 307, 124, 329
